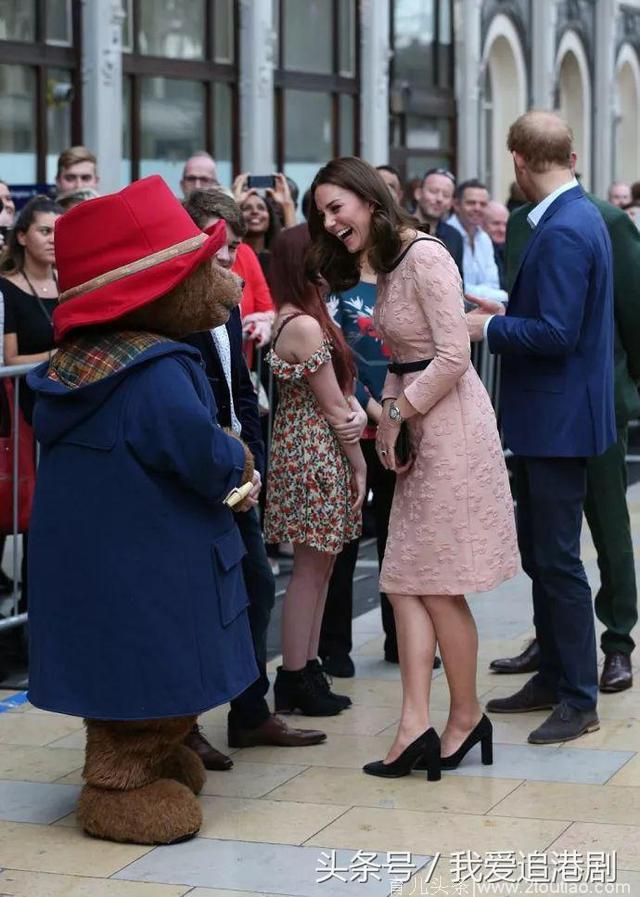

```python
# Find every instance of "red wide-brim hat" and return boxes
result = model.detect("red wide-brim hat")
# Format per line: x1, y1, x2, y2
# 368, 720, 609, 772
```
53, 175, 227, 342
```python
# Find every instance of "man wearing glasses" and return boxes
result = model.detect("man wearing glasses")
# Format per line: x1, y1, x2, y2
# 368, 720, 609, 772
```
180, 151, 220, 196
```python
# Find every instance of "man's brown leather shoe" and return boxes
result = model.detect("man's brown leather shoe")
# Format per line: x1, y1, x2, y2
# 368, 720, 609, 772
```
184, 724, 233, 770
599, 652, 633, 693
489, 638, 540, 674
228, 714, 327, 748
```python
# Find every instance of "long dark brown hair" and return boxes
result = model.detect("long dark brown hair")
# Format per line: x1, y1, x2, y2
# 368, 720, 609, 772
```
0, 195, 63, 275
268, 223, 356, 394
306, 156, 416, 293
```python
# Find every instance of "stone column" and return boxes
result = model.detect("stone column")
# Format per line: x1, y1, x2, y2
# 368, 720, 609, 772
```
455, 0, 483, 179
593, 0, 618, 197
531, 0, 558, 109
238, 0, 276, 172
81, 0, 125, 194
359, 0, 390, 165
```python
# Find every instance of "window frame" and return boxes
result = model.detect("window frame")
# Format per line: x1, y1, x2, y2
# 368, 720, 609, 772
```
122, 0, 239, 183
0, 0, 83, 182
388, 0, 456, 181
274, 0, 361, 171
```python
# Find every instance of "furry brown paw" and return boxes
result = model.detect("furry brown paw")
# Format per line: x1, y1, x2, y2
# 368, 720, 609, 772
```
224, 429, 254, 485
77, 779, 202, 845
157, 744, 207, 795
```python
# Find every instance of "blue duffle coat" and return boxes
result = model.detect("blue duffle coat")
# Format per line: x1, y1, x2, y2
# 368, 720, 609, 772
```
26, 341, 258, 720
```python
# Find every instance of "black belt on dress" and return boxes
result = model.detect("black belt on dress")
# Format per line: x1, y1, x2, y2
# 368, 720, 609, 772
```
388, 358, 433, 375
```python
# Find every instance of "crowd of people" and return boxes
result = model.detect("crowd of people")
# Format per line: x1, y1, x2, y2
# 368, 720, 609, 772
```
0, 106, 638, 803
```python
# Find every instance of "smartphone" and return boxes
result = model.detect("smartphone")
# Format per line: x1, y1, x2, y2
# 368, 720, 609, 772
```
247, 175, 276, 190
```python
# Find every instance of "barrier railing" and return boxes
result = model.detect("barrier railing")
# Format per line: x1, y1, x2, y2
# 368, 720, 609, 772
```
0, 362, 38, 633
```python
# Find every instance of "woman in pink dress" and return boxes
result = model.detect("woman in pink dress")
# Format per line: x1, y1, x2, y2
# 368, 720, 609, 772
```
309, 157, 519, 780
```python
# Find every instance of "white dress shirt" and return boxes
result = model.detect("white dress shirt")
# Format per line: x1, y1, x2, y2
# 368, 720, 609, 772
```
210, 324, 242, 435
448, 213, 508, 302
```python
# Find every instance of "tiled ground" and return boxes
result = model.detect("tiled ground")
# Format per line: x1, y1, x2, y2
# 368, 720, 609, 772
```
1, 489, 640, 896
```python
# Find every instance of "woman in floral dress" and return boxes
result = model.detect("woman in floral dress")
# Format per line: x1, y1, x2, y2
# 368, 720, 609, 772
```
265, 224, 367, 717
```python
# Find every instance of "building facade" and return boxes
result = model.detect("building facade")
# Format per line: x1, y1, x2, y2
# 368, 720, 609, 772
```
0, 0, 638, 201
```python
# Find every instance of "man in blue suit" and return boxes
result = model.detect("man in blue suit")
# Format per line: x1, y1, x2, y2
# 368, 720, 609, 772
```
467, 111, 616, 744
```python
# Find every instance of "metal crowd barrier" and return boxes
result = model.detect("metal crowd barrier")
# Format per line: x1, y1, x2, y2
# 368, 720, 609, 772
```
0, 362, 37, 633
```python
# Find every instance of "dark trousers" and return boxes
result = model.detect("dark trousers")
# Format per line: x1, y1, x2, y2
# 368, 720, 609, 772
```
228, 508, 276, 729
584, 426, 637, 656
514, 456, 598, 711
319, 439, 398, 659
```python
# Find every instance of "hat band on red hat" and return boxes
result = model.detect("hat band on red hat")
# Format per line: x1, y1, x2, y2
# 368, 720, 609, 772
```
59, 233, 209, 304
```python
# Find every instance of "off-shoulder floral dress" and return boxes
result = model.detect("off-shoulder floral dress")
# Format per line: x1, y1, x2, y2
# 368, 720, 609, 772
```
265, 321, 362, 554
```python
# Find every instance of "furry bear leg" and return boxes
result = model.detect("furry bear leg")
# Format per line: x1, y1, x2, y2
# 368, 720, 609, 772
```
78, 716, 205, 844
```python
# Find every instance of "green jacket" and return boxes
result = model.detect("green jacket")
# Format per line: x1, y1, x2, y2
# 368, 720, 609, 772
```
506, 196, 640, 424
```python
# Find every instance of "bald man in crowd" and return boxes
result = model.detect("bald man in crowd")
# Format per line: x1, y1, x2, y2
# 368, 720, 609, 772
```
180, 151, 219, 197
484, 200, 509, 291
608, 182, 632, 208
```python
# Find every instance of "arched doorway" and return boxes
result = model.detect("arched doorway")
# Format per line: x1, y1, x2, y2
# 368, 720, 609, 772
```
482, 15, 527, 204
615, 45, 640, 184
555, 32, 592, 189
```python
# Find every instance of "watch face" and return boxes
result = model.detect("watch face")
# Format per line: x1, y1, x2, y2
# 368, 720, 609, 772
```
389, 404, 401, 421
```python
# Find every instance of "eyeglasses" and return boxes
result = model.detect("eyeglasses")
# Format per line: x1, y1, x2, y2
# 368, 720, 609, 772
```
183, 176, 219, 187
423, 168, 456, 185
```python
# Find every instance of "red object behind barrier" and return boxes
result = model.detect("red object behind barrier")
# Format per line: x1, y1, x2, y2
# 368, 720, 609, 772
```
0, 379, 36, 534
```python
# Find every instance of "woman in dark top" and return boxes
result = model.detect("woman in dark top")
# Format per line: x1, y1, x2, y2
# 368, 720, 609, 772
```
1, 196, 63, 370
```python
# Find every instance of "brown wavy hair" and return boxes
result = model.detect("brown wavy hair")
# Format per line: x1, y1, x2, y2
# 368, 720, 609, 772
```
306, 156, 416, 293
268, 223, 356, 395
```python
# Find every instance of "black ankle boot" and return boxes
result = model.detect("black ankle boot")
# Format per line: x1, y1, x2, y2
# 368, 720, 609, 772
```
274, 666, 343, 716
306, 659, 351, 709
363, 728, 441, 780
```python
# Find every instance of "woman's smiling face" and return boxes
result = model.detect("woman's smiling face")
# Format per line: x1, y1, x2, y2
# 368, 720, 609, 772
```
241, 194, 270, 235
314, 184, 374, 254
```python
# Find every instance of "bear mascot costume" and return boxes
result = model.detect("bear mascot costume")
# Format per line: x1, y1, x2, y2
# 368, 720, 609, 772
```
25, 175, 259, 845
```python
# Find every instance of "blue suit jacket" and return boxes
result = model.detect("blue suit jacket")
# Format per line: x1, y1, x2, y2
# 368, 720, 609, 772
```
487, 185, 616, 457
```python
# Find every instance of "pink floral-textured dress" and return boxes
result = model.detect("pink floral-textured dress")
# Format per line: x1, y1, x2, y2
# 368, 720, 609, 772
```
265, 330, 361, 554
374, 237, 519, 595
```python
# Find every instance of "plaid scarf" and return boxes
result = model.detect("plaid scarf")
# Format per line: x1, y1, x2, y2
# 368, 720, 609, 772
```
49, 331, 171, 388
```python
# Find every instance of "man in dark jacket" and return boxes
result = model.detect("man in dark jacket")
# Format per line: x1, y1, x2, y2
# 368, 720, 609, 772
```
413, 168, 464, 278
182, 190, 326, 766
490, 191, 640, 694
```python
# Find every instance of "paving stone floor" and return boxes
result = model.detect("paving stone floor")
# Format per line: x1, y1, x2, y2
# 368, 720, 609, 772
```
1, 488, 640, 896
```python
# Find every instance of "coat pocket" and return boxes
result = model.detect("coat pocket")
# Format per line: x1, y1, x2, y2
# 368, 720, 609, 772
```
212, 526, 249, 627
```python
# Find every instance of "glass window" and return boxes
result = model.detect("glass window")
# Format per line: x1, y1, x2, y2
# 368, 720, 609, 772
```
283, 0, 333, 74
121, 76, 132, 187
284, 89, 332, 198
393, 0, 435, 88
138, 0, 206, 60
338, 0, 356, 77
122, 0, 133, 52
0, 0, 35, 42
46, 0, 72, 46
0, 64, 37, 182
46, 68, 73, 181
140, 77, 205, 193
406, 116, 451, 150
339, 94, 355, 156
214, 0, 234, 64
213, 82, 233, 188
405, 154, 450, 183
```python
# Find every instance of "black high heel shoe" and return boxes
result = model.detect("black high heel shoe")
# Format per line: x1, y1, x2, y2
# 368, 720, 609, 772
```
439, 714, 494, 770
363, 728, 441, 780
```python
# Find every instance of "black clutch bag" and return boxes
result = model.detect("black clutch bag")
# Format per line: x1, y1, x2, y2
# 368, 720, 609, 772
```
395, 422, 412, 466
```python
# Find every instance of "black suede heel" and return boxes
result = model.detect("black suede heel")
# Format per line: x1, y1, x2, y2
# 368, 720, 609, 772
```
363, 728, 441, 780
